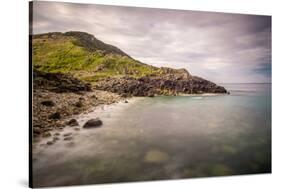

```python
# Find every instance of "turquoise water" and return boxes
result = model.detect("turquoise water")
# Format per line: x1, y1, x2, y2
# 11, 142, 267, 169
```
33, 83, 271, 187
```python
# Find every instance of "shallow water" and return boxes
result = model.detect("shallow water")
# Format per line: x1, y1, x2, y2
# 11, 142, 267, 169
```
33, 83, 271, 187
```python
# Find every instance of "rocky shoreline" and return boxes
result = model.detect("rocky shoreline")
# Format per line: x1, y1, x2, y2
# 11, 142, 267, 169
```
32, 70, 124, 142
32, 69, 228, 144
94, 67, 228, 97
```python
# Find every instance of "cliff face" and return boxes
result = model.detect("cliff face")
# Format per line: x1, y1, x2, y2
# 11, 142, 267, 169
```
32, 31, 228, 96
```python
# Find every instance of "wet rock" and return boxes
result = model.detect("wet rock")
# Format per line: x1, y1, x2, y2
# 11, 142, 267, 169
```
74, 128, 80, 131
48, 112, 61, 120
64, 136, 73, 141
41, 100, 55, 107
53, 136, 60, 141
54, 132, 60, 136
83, 118, 103, 128
46, 141, 54, 145
63, 133, 72, 137
124, 100, 128, 103
67, 119, 79, 126
42, 132, 51, 138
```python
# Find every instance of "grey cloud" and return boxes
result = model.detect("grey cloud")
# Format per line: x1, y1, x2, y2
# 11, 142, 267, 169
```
32, 1, 271, 83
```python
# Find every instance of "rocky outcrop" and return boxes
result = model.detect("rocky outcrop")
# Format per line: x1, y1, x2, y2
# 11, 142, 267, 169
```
94, 70, 227, 97
33, 69, 92, 93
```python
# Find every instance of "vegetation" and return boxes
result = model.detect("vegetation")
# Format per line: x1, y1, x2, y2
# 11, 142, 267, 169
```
32, 32, 160, 82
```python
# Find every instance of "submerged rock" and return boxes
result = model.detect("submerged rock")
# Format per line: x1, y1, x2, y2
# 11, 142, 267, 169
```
63, 133, 72, 137
64, 136, 73, 141
46, 141, 54, 145
53, 136, 60, 141
144, 149, 170, 163
83, 118, 103, 128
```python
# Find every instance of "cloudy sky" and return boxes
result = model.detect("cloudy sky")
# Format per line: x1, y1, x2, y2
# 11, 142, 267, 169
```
32, 1, 271, 83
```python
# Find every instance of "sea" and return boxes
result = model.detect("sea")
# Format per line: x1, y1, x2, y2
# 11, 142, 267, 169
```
33, 83, 272, 187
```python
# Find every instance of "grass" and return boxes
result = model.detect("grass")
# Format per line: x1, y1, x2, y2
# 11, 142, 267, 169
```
32, 33, 160, 83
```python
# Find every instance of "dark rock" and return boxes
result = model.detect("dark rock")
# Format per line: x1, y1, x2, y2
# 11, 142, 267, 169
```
48, 112, 61, 120
79, 97, 85, 101
67, 119, 79, 126
64, 136, 73, 141
42, 132, 51, 138
63, 133, 72, 137
124, 100, 128, 103
41, 100, 55, 107
91, 94, 97, 99
54, 132, 60, 136
94, 71, 228, 96
33, 69, 92, 93
53, 136, 60, 141
83, 118, 103, 128
33, 127, 43, 135
74, 101, 83, 108
46, 141, 54, 145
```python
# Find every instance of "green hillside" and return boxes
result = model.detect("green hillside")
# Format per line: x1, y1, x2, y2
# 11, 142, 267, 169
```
32, 31, 159, 82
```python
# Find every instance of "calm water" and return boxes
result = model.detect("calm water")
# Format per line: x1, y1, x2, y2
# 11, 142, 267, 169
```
33, 83, 271, 187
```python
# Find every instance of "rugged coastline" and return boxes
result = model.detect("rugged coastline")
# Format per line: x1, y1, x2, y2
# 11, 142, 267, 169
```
32, 70, 125, 141
32, 31, 229, 142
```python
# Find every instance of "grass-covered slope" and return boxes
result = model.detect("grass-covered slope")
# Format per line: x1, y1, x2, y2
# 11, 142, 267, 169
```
32, 31, 159, 82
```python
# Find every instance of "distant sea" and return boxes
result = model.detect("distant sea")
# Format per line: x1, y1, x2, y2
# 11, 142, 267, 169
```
33, 83, 272, 187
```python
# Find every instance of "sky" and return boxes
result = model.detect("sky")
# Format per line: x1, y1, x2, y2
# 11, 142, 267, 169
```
32, 1, 271, 83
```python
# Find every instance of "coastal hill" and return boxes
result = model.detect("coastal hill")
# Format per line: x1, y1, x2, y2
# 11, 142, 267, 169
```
32, 31, 227, 96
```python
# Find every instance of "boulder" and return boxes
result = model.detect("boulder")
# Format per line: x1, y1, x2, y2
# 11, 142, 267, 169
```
48, 112, 61, 120
67, 119, 79, 126
83, 118, 103, 128
41, 100, 55, 107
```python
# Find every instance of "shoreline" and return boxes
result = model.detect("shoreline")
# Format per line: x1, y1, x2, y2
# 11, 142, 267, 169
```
32, 88, 126, 142
32, 88, 227, 145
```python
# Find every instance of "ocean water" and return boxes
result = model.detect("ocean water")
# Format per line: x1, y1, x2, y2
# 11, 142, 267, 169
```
33, 83, 272, 187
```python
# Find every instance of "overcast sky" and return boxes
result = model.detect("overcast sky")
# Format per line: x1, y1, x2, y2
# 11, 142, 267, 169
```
32, 1, 271, 83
